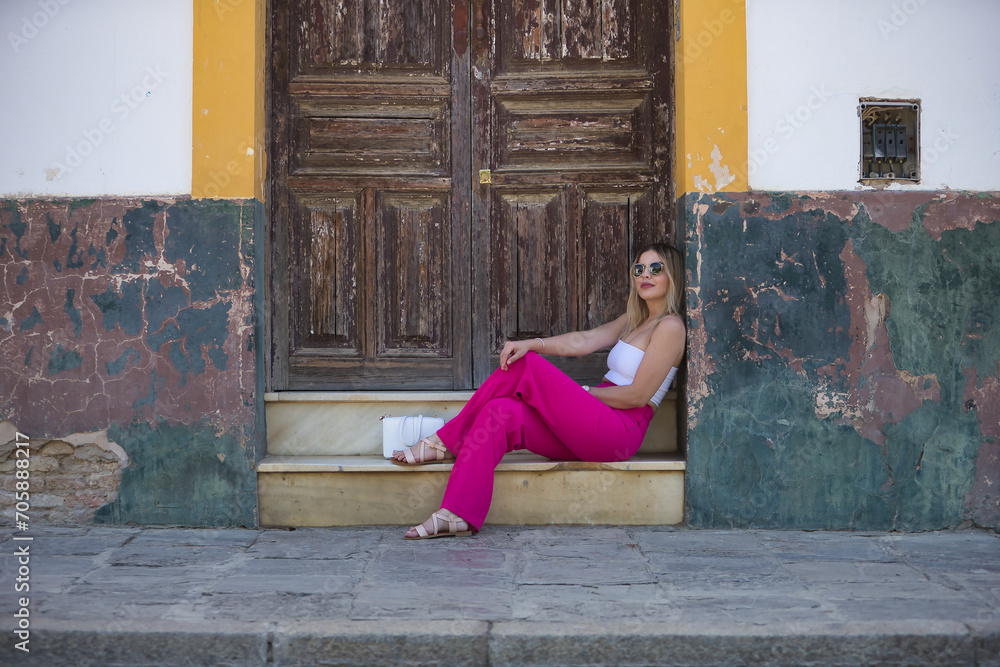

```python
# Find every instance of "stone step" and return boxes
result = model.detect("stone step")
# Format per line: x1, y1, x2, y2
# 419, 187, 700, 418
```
257, 453, 685, 527
260, 391, 685, 528
264, 390, 679, 456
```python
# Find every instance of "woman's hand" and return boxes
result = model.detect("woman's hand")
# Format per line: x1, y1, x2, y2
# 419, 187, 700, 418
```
499, 339, 538, 370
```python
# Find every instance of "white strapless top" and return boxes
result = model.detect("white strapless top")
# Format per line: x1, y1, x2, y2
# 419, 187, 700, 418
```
605, 340, 678, 407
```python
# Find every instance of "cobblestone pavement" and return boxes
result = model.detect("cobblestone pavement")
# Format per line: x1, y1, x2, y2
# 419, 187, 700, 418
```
1, 525, 998, 665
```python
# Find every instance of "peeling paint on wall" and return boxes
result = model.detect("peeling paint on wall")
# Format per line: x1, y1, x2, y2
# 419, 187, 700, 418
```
684, 191, 1000, 530
0, 198, 262, 527
0, 421, 128, 523
692, 145, 736, 195
963, 365, 1000, 525
823, 240, 940, 447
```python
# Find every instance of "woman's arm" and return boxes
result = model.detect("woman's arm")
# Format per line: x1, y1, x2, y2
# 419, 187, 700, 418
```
588, 315, 685, 409
499, 314, 627, 370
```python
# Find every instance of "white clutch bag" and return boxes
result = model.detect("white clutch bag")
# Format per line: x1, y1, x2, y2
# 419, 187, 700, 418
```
381, 415, 445, 459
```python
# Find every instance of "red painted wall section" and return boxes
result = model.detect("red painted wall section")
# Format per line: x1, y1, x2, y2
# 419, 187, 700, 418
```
1, 199, 255, 435
0, 198, 262, 526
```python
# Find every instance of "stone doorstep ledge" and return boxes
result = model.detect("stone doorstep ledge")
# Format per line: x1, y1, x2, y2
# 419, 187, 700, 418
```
263, 391, 681, 458
257, 453, 686, 473
9, 619, 997, 667
264, 390, 679, 403
257, 453, 686, 526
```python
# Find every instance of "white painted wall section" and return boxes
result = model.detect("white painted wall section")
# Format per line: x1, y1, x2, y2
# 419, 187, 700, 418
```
747, 0, 1000, 191
0, 0, 192, 197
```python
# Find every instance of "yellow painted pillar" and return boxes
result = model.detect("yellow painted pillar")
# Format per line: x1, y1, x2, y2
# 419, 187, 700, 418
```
192, 0, 266, 200
675, 0, 748, 195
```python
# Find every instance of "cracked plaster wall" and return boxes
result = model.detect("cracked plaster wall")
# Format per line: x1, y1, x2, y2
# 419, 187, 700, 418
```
0, 198, 263, 526
0, 421, 128, 523
683, 191, 1000, 530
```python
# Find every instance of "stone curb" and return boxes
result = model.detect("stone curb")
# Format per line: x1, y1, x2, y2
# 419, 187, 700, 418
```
4, 618, 997, 666
490, 621, 992, 666
273, 620, 490, 666
3, 618, 269, 667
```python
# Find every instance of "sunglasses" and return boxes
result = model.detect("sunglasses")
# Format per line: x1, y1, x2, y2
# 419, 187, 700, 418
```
632, 262, 665, 277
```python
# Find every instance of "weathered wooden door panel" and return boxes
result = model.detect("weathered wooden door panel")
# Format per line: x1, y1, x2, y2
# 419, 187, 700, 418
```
376, 193, 452, 357
297, 0, 446, 75
295, 97, 448, 174
271, 0, 670, 390
496, 0, 639, 69
580, 187, 657, 328
272, 0, 471, 390
490, 189, 575, 340
300, 193, 364, 352
495, 91, 652, 170
471, 0, 672, 384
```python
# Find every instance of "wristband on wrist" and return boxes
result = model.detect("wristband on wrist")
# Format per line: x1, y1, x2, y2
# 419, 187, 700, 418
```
535, 337, 545, 350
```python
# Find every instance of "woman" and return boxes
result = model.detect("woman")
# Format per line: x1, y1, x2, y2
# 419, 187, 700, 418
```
391, 242, 686, 539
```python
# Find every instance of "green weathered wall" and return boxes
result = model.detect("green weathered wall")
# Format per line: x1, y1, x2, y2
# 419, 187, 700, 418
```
0, 198, 264, 527
95, 418, 257, 525
684, 192, 1000, 530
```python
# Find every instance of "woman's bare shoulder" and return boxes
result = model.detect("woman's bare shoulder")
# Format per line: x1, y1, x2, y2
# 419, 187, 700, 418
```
654, 314, 686, 336
648, 315, 685, 367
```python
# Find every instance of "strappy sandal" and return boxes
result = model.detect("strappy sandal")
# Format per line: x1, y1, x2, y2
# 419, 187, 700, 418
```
405, 511, 473, 540
390, 437, 454, 466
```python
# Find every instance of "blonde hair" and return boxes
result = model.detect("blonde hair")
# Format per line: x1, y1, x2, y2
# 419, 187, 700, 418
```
620, 242, 684, 340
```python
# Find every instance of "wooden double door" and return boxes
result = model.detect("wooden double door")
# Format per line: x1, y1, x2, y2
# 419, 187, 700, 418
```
270, 0, 673, 390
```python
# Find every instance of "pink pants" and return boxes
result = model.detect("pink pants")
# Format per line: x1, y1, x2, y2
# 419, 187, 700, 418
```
436, 352, 654, 530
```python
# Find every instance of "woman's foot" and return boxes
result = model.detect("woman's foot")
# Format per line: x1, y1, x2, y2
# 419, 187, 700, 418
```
404, 509, 473, 540
391, 434, 454, 465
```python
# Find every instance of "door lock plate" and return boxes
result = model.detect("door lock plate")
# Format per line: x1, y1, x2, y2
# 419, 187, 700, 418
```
479, 169, 491, 184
